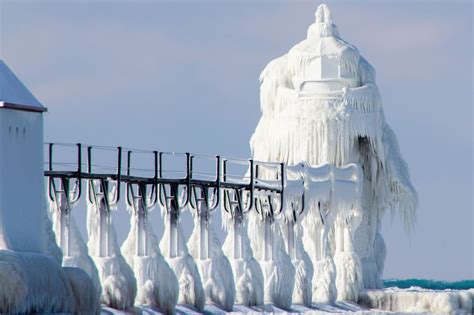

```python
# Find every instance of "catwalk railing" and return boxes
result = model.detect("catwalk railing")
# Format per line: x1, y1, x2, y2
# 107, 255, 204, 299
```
43, 142, 362, 310
44, 142, 306, 260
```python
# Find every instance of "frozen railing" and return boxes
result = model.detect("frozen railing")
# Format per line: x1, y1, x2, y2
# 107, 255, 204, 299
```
44, 142, 361, 311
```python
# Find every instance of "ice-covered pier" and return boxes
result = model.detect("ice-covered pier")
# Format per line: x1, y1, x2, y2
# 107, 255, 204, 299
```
44, 142, 363, 312
1, 3, 473, 314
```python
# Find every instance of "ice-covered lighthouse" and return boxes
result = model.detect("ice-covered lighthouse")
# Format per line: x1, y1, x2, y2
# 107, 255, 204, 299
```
251, 4, 417, 302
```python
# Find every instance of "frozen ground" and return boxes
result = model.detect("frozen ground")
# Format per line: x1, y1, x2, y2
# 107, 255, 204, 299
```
100, 287, 474, 314
102, 301, 372, 314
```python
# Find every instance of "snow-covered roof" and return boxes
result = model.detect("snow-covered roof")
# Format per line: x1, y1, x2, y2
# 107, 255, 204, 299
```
0, 60, 46, 112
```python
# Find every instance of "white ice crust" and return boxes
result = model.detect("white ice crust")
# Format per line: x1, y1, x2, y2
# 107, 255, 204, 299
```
222, 211, 265, 307
359, 288, 474, 314
121, 202, 179, 313
49, 195, 102, 297
0, 250, 99, 314
86, 197, 137, 310
250, 3, 417, 301
159, 205, 206, 311
187, 205, 236, 311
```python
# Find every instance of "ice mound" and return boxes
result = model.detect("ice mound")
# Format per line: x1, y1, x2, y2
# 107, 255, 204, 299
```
49, 199, 102, 296
359, 288, 474, 314
121, 204, 179, 313
222, 215, 264, 306
334, 250, 362, 301
63, 267, 100, 314
0, 250, 98, 314
248, 211, 295, 310
163, 255, 206, 310
187, 209, 236, 311
159, 207, 205, 311
280, 216, 313, 306
312, 255, 337, 303
87, 201, 137, 310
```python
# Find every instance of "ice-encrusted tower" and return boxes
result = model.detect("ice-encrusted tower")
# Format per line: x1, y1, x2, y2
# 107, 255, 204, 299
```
250, 4, 417, 297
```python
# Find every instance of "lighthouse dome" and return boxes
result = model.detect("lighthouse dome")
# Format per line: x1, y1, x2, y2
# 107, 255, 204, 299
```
287, 4, 361, 93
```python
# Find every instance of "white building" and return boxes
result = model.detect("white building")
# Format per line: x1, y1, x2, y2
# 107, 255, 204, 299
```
0, 60, 49, 253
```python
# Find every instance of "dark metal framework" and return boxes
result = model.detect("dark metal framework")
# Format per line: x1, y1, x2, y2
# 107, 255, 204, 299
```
45, 143, 304, 222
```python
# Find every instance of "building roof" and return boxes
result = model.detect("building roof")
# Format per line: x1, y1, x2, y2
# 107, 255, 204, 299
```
0, 60, 46, 112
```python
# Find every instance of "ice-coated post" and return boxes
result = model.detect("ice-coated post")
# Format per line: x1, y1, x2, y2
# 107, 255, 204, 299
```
57, 191, 71, 257
343, 225, 352, 252
286, 220, 296, 260
313, 225, 321, 260
198, 201, 209, 260
335, 221, 344, 253
168, 203, 179, 258
98, 197, 110, 257
263, 215, 273, 261
135, 198, 148, 257
233, 207, 243, 259
319, 226, 326, 260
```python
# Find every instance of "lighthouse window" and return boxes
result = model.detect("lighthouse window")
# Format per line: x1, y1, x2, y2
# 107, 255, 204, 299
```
23, 127, 26, 137
307, 56, 339, 80
320, 56, 339, 79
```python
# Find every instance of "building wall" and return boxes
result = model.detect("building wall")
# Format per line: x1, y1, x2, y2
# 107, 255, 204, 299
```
0, 108, 46, 252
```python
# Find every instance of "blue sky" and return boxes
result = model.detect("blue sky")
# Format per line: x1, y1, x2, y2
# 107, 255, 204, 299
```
0, 0, 472, 280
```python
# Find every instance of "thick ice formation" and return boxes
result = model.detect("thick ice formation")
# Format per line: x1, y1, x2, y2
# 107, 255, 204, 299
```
0, 250, 99, 314
86, 181, 137, 310
283, 222, 313, 306
247, 201, 295, 310
187, 202, 236, 311
159, 205, 206, 310
222, 208, 264, 306
250, 3, 417, 299
0, 59, 99, 314
359, 288, 474, 314
49, 193, 102, 296
121, 198, 179, 313
280, 171, 314, 306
